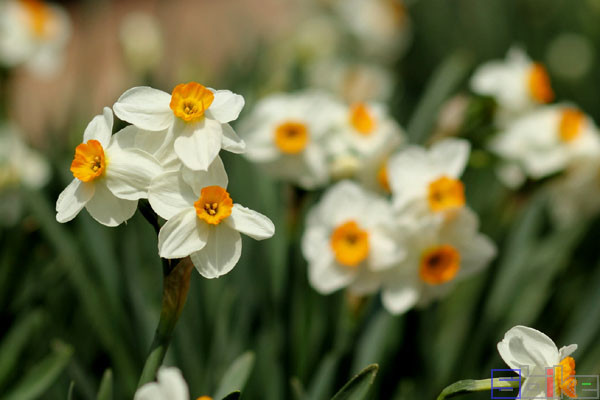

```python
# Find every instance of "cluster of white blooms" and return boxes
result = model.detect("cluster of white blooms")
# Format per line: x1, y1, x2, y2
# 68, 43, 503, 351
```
134, 366, 212, 400
471, 47, 600, 225
0, 0, 71, 77
300, 139, 496, 315
498, 326, 577, 399
56, 82, 275, 279
239, 91, 405, 190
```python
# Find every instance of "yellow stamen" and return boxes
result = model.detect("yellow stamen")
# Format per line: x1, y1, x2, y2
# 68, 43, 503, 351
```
419, 245, 460, 284
274, 121, 309, 154
349, 103, 376, 135
555, 356, 576, 398
194, 186, 233, 225
20, 0, 51, 38
527, 63, 554, 104
196, 397, 213, 400
170, 82, 214, 123
427, 176, 465, 212
559, 108, 585, 143
70, 140, 106, 182
330, 221, 369, 267
376, 162, 390, 193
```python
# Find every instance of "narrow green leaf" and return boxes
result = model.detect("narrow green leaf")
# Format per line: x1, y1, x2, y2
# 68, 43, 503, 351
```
436, 378, 519, 400
0, 309, 44, 389
307, 353, 339, 400
67, 381, 75, 400
213, 352, 255, 400
290, 377, 306, 400
330, 364, 378, 400
4, 341, 73, 400
96, 369, 113, 400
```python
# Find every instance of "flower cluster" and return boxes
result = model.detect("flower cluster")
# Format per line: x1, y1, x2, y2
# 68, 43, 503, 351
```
471, 47, 600, 226
239, 90, 405, 190
56, 82, 275, 278
0, 0, 71, 77
300, 139, 496, 315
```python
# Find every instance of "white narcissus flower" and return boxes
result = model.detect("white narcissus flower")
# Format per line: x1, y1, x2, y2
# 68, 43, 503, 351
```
470, 47, 554, 119
56, 107, 162, 226
302, 180, 404, 295
149, 157, 275, 278
381, 208, 496, 314
113, 82, 245, 171
0, 0, 71, 77
134, 367, 213, 400
490, 105, 600, 186
239, 91, 337, 189
497, 325, 577, 399
387, 138, 471, 217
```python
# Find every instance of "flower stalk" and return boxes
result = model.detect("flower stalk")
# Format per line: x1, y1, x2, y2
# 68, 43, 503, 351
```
436, 378, 520, 400
137, 256, 194, 387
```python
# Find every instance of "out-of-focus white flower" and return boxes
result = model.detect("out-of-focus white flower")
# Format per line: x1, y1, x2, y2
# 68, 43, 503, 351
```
548, 156, 600, 227
490, 105, 600, 185
0, 0, 71, 77
113, 82, 245, 171
291, 15, 343, 64
381, 208, 496, 314
470, 47, 554, 120
149, 157, 274, 278
56, 108, 162, 226
0, 123, 49, 190
119, 12, 164, 76
239, 91, 337, 189
333, 0, 412, 62
302, 180, 404, 295
497, 326, 577, 399
134, 367, 204, 400
387, 138, 471, 217
308, 60, 395, 103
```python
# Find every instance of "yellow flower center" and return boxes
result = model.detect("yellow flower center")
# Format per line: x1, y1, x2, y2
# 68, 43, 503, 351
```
330, 221, 369, 267
170, 82, 214, 123
349, 103, 376, 135
376, 162, 390, 193
20, 0, 51, 38
427, 176, 465, 212
194, 186, 233, 225
527, 63, 554, 104
70, 140, 107, 182
274, 121, 309, 154
559, 108, 585, 143
196, 397, 213, 400
419, 244, 460, 284
554, 356, 576, 398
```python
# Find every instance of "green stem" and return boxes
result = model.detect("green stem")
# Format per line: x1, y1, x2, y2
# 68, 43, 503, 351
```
437, 378, 520, 400
137, 257, 194, 387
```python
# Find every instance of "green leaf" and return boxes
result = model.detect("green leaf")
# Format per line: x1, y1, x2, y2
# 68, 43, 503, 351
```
330, 364, 378, 400
0, 309, 44, 389
436, 378, 519, 400
307, 353, 339, 400
96, 369, 113, 400
213, 351, 255, 400
4, 340, 73, 400
221, 391, 241, 400
67, 381, 75, 400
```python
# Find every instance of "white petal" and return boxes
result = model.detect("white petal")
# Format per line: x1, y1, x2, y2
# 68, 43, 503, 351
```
226, 204, 275, 240
221, 123, 246, 154
149, 171, 197, 220
83, 107, 113, 147
558, 344, 577, 359
113, 86, 173, 131
190, 224, 242, 278
429, 138, 471, 177
133, 382, 162, 400
158, 208, 208, 259
56, 179, 95, 223
85, 181, 137, 227
207, 90, 245, 123
381, 284, 419, 315
368, 228, 405, 270
181, 156, 228, 197
519, 375, 547, 399
156, 367, 189, 400
308, 249, 355, 294
497, 326, 559, 371
173, 119, 222, 171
